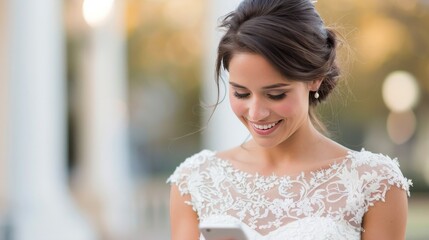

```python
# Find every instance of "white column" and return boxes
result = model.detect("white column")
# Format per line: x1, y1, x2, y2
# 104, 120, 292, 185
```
73, 0, 134, 239
6, 0, 95, 240
203, 0, 248, 151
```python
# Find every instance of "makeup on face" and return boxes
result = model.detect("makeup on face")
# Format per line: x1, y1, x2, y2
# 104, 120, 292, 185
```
227, 53, 313, 147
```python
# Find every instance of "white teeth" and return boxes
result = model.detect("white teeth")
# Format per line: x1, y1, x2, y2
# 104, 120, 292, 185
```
253, 121, 279, 130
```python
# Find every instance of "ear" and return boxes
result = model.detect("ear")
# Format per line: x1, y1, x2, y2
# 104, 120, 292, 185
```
307, 78, 323, 92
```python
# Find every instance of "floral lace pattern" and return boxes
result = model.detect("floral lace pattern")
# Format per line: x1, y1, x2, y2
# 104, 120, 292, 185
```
167, 149, 412, 240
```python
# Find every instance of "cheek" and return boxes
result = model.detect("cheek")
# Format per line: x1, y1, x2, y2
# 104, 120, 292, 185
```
272, 101, 294, 116
273, 97, 306, 117
275, 101, 289, 112
229, 97, 246, 117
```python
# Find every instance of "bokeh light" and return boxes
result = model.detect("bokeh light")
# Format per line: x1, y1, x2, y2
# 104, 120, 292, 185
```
386, 110, 417, 145
82, 0, 115, 27
382, 71, 419, 112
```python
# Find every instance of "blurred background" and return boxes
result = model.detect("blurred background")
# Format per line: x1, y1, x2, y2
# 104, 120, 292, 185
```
0, 0, 428, 239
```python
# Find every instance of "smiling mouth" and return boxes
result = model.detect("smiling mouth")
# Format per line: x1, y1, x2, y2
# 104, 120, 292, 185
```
251, 120, 282, 130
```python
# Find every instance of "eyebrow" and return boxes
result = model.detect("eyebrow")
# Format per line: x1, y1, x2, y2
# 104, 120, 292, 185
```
229, 82, 290, 89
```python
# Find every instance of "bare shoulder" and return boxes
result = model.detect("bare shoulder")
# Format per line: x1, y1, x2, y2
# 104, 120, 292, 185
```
322, 136, 351, 156
312, 136, 351, 163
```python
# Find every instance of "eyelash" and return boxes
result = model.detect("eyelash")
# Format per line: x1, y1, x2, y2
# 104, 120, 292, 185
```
268, 93, 286, 100
233, 92, 286, 100
233, 92, 250, 99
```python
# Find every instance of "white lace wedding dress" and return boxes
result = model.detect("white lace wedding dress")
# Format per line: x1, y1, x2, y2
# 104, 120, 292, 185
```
168, 149, 411, 240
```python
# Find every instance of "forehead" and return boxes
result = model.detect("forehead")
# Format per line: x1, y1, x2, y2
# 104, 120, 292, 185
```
228, 53, 291, 85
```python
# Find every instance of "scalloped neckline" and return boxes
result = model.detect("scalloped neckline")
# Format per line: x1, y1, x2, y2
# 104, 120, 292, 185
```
203, 149, 360, 180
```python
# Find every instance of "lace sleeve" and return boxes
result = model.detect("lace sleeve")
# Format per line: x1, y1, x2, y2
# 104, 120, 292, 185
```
166, 150, 210, 195
166, 161, 192, 195
166, 150, 215, 218
356, 151, 412, 212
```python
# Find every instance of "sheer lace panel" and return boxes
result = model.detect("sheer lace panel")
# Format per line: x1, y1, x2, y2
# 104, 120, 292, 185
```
168, 149, 412, 239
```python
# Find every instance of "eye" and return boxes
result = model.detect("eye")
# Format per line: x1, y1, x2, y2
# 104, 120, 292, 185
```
233, 92, 250, 99
267, 93, 286, 100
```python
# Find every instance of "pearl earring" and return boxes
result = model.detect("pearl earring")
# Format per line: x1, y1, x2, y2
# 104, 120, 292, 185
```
314, 91, 320, 99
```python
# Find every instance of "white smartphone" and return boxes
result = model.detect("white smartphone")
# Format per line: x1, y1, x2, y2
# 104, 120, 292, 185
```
199, 222, 248, 240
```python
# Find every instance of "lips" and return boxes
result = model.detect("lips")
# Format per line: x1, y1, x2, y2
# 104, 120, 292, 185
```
249, 119, 283, 136
252, 120, 280, 130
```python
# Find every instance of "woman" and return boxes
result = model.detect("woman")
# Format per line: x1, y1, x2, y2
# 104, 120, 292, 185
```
168, 0, 412, 239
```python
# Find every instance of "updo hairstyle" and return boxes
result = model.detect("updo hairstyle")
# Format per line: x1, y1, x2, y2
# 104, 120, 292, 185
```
215, 0, 341, 106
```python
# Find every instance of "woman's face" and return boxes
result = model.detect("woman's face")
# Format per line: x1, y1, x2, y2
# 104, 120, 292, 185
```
228, 53, 319, 148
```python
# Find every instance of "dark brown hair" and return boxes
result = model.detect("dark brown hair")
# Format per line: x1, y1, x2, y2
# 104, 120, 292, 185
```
214, 0, 341, 111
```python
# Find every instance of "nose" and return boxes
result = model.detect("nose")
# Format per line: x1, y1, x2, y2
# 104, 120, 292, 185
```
248, 98, 270, 121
